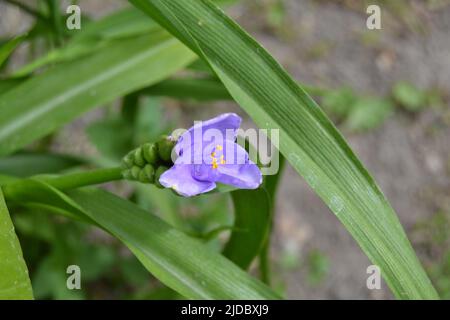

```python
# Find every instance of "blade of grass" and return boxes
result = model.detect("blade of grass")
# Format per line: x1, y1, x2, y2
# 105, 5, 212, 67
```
0, 188, 33, 299
130, 0, 438, 299
0, 35, 26, 69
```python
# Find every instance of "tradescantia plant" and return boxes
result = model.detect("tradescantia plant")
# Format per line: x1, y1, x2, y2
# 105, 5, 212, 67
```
0, 0, 439, 299
120, 113, 261, 197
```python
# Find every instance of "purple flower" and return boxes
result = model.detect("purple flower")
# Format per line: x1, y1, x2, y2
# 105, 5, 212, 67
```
159, 113, 262, 197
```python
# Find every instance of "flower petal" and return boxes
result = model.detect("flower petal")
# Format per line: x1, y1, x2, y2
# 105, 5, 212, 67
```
217, 162, 262, 189
159, 164, 216, 197
184, 140, 250, 178
191, 163, 220, 182
175, 113, 241, 156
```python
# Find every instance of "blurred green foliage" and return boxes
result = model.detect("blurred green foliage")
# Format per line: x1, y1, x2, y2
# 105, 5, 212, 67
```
305, 250, 330, 286
413, 211, 450, 299
320, 81, 445, 132
276, 247, 329, 290
13, 209, 152, 299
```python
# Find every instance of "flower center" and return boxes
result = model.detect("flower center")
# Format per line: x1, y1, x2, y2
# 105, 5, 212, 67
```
211, 144, 225, 169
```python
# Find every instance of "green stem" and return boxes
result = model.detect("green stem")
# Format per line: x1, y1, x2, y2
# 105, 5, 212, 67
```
38, 167, 123, 190
258, 156, 285, 285
259, 237, 271, 285
2, 167, 124, 203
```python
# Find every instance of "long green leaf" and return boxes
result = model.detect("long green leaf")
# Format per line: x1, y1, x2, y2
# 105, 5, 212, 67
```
0, 35, 25, 68
0, 32, 196, 156
13, 8, 160, 77
222, 189, 270, 269
141, 77, 231, 101
140, 76, 323, 102
0, 153, 84, 177
3, 180, 279, 299
0, 77, 26, 95
130, 0, 438, 299
12, 2, 233, 77
70, 7, 158, 42
70, 189, 279, 299
0, 188, 33, 299
2, 179, 94, 223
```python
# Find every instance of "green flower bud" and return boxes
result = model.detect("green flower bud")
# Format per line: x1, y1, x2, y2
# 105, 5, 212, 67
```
122, 169, 133, 180
157, 135, 175, 163
154, 165, 169, 188
143, 164, 155, 183
121, 138, 174, 186
138, 169, 149, 183
134, 148, 145, 167
131, 166, 141, 180
142, 143, 158, 164
122, 152, 134, 168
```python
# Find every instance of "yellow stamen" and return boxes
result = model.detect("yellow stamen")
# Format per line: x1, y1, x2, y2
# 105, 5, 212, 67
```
211, 145, 224, 169
212, 158, 218, 169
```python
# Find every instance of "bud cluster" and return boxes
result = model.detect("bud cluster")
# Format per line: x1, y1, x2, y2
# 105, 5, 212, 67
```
121, 135, 175, 187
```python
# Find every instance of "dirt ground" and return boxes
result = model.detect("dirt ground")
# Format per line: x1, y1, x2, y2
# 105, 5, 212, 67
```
230, 0, 450, 299
2, 0, 450, 299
